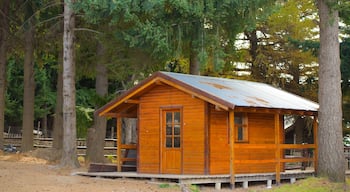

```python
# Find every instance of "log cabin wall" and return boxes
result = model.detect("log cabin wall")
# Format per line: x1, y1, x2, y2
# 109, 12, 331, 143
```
138, 84, 206, 174
208, 105, 230, 174
234, 113, 276, 173
209, 105, 281, 174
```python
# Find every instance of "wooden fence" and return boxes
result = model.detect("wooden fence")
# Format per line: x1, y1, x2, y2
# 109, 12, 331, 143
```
345, 147, 350, 169
3, 136, 117, 157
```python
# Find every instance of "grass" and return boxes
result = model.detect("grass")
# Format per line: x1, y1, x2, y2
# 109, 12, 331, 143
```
158, 183, 200, 191
158, 183, 179, 190
159, 183, 171, 188
261, 177, 350, 192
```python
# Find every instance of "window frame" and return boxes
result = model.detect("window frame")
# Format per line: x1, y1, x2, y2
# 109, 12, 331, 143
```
234, 112, 248, 143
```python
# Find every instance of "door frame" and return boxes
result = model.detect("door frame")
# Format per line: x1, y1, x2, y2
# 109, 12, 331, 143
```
159, 106, 183, 174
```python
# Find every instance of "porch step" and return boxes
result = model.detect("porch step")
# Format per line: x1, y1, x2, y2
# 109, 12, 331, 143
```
88, 163, 117, 172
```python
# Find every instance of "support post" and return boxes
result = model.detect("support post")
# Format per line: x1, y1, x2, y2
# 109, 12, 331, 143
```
290, 178, 296, 184
117, 117, 122, 172
215, 183, 221, 190
267, 180, 272, 188
243, 181, 248, 189
229, 110, 235, 189
313, 116, 318, 173
275, 113, 281, 185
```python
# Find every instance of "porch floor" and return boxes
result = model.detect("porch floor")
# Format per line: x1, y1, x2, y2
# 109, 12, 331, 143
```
75, 169, 317, 185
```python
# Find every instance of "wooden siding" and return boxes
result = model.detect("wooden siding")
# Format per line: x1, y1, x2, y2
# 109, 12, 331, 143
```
209, 105, 230, 174
235, 113, 277, 173
138, 84, 205, 174
209, 108, 280, 174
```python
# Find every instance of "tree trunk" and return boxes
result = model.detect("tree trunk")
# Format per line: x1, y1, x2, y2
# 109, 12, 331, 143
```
53, 49, 63, 151
86, 42, 108, 163
190, 45, 200, 75
0, 0, 9, 149
61, 0, 79, 168
317, 0, 345, 182
122, 118, 137, 144
42, 114, 47, 137
294, 117, 305, 144
189, 22, 200, 75
21, 9, 35, 152
246, 30, 261, 81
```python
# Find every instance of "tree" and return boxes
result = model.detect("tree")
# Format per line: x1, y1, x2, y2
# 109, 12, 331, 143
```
317, 0, 345, 182
86, 42, 108, 163
61, 0, 79, 168
0, 0, 9, 149
21, 1, 36, 152
75, 0, 276, 75
241, 0, 319, 100
53, 49, 63, 150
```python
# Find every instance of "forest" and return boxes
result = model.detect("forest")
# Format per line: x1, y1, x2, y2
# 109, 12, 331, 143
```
0, 0, 350, 180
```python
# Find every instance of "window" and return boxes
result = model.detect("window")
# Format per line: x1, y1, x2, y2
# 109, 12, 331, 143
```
165, 111, 181, 148
235, 113, 248, 142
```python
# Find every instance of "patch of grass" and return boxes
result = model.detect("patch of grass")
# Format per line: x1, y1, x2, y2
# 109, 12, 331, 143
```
158, 183, 180, 190
264, 177, 350, 192
77, 156, 85, 164
159, 183, 170, 188
105, 155, 117, 163
189, 184, 200, 192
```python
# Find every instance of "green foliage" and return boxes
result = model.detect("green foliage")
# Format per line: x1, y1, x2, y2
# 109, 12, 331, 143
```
268, 177, 350, 192
76, 105, 94, 138
240, 0, 319, 101
34, 60, 56, 120
338, 0, 350, 25
341, 38, 350, 132
5, 58, 24, 126
75, 0, 277, 74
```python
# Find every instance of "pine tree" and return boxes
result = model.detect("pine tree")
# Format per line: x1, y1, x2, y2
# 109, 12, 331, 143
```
317, 0, 345, 182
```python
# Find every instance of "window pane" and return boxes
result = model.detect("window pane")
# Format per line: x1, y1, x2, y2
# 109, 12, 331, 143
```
174, 137, 180, 148
166, 112, 172, 124
166, 125, 172, 135
235, 116, 242, 124
174, 125, 180, 135
166, 137, 172, 148
174, 112, 180, 123
237, 126, 243, 140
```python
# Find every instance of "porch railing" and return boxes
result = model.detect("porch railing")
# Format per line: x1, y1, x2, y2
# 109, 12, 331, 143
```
234, 144, 316, 168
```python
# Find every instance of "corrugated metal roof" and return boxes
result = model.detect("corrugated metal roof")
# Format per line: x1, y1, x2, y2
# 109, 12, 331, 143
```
161, 72, 319, 112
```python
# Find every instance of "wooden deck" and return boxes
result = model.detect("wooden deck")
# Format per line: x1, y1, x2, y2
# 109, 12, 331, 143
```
75, 170, 318, 189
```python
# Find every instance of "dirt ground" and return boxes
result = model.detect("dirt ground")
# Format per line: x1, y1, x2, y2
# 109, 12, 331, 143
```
0, 151, 266, 192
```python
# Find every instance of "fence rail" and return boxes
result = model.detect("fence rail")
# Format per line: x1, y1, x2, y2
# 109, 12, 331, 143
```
3, 137, 117, 157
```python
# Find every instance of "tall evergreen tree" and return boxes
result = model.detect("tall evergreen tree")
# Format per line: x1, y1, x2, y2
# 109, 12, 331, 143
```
75, 0, 276, 75
61, 0, 79, 168
242, 0, 318, 100
86, 42, 108, 164
0, 0, 9, 149
21, 1, 36, 152
317, 0, 345, 182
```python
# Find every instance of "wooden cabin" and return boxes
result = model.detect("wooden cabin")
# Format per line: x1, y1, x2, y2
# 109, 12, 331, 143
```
96, 71, 319, 184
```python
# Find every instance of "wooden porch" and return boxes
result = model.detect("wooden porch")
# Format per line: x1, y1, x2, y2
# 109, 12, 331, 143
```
75, 169, 316, 190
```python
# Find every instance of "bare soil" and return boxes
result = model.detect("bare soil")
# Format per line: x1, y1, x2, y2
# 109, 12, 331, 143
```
0, 152, 178, 192
0, 150, 265, 192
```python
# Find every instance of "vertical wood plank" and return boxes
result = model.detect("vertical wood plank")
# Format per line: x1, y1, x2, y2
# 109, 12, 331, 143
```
117, 117, 122, 172
275, 113, 281, 184
204, 103, 209, 174
313, 116, 318, 173
229, 110, 235, 188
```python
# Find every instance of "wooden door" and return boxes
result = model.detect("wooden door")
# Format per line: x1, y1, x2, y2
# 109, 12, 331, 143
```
161, 109, 182, 174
